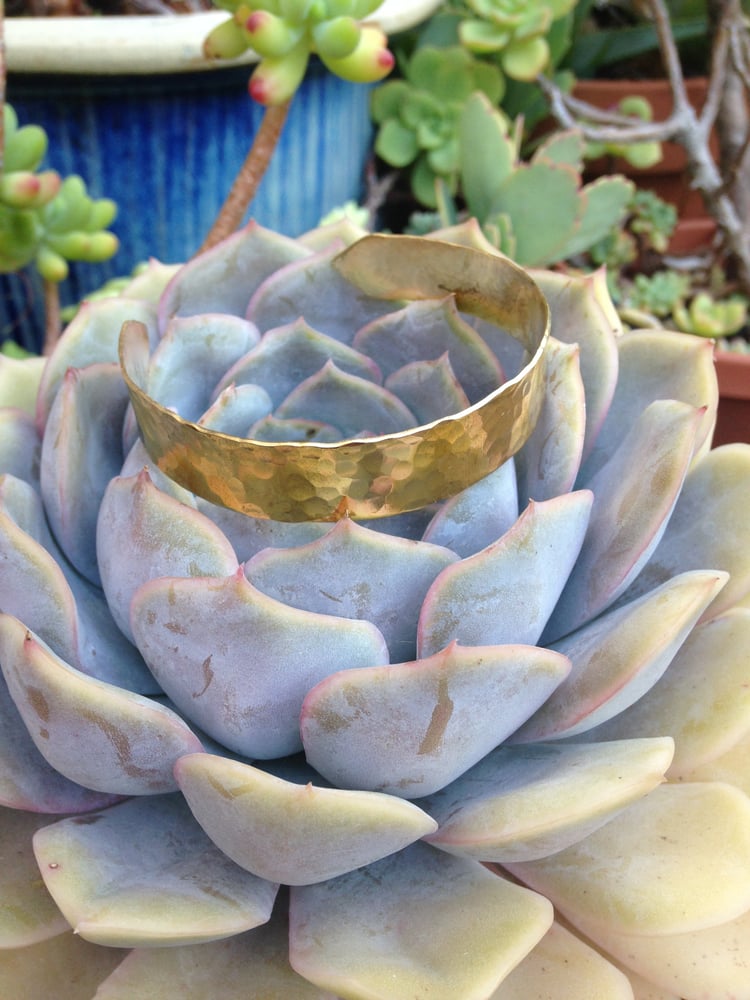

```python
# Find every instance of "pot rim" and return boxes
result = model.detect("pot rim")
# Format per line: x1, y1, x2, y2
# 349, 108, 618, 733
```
5, 0, 442, 75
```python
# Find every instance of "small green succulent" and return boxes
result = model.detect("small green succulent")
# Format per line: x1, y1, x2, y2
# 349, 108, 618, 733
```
672, 291, 749, 338
458, 0, 578, 80
372, 45, 504, 208
204, 0, 395, 104
584, 95, 663, 169
0, 105, 118, 285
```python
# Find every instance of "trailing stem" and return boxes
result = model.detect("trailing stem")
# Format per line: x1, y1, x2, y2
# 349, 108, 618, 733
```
197, 99, 291, 255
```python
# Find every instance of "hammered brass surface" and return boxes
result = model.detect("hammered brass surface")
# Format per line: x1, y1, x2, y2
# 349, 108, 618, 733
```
119, 237, 550, 522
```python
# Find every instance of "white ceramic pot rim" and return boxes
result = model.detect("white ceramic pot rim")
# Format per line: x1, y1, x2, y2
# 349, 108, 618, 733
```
5, 0, 442, 75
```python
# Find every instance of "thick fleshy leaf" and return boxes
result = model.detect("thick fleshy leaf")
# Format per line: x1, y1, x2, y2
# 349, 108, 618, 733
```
528, 268, 620, 462
418, 492, 593, 655
97, 469, 239, 642
157, 221, 311, 329
422, 460, 519, 558
489, 919, 635, 999
93, 907, 335, 999
543, 400, 703, 641
384, 353, 471, 423
175, 753, 437, 885
0, 408, 41, 486
35, 297, 158, 426
580, 608, 750, 777
679, 726, 750, 795
0, 354, 45, 416
145, 314, 260, 422
513, 338, 585, 503
246, 242, 395, 343
275, 360, 417, 437
32, 795, 279, 947
130, 570, 389, 758
213, 318, 383, 409
578, 329, 717, 485
0, 806, 69, 947
0, 614, 203, 796
0, 475, 156, 693
514, 570, 728, 742
580, 905, 750, 1000
0, 931, 123, 1000
248, 415, 341, 442
245, 518, 457, 660
0, 637, 122, 813
618, 443, 750, 620
301, 643, 570, 798
289, 843, 553, 1000
198, 382, 273, 435
507, 782, 750, 937
40, 363, 130, 585
353, 296, 503, 404
420, 738, 674, 862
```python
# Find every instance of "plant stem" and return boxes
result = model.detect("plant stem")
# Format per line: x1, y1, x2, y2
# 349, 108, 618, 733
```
197, 99, 291, 255
42, 279, 61, 356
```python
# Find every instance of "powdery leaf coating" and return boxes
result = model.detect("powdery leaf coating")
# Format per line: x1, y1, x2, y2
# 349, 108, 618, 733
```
488, 920, 635, 1000
32, 794, 279, 948
246, 517, 458, 661
301, 642, 570, 797
0, 408, 41, 487
0, 614, 204, 796
418, 491, 593, 654
420, 737, 674, 862
175, 753, 437, 885
289, 843, 553, 1000
513, 570, 728, 742
0, 932, 123, 1000
0, 807, 70, 948
507, 782, 750, 937
97, 469, 239, 643
130, 569, 389, 758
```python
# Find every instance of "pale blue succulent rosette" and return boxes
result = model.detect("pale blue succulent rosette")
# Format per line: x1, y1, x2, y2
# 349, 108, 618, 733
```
1, 220, 750, 998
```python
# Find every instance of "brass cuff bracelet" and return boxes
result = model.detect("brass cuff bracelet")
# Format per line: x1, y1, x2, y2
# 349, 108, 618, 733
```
120, 235, 550, 523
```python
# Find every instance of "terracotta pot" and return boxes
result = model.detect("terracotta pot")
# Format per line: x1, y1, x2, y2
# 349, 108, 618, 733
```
713, 351, 750, 446
573, 77, 716, 219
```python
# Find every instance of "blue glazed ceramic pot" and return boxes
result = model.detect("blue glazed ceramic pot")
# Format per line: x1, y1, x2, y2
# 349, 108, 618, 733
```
1, 3, 441, 351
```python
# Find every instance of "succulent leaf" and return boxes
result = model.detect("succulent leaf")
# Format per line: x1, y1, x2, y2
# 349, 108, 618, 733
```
0, 614, 204, 796
420, 737, 674, 862
0, 409, 42, 488
0, 932, 124, 1000
418, 492, 593, 654
0, 808, 70, 948
130, 569, 389, 758
175, 753, 437, 884
32, 795, 279, 947
289, 843, 553, 1000
507, 782, 750, 937
516, 570, 728, 741
246, 517, 457, 659
300, 642, 570, 797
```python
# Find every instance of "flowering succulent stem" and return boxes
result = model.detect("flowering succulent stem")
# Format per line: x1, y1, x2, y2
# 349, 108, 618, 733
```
198, 100, 291, 254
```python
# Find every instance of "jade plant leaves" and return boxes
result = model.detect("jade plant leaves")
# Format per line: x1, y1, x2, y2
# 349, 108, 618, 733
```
290, 843, 553, 1000
300, 643, 570, 797
420, 737, 674, 863
0, 614, 203, 796
32, 795, 279, 948
130, 570, 389, 758
175, 753, 437, 885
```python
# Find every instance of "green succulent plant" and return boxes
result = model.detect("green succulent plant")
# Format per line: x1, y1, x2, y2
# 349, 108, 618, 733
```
0, 105, 118, 285
1, 220, 750, 998
372, 45, 504, 208
583, 95, 663, 169
672, 290, 750, 338
458, 0, 578, 79
204, 0, 395, 104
